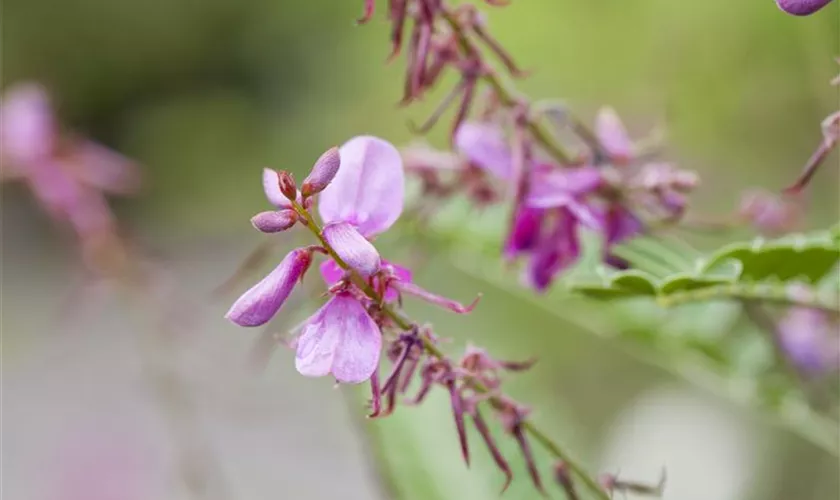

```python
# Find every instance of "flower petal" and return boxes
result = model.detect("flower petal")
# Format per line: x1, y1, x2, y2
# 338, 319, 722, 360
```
225, 248, 311, 326
595, 107, 633, 161
318, 136, 404, 237
504, 206, 544, 259
331, 302, 383, 383
68, 141, 142, 195
262, 168, 295, 208
381, 261, 413, 302
322, 221, 381, 276
525, 209, 580, 292
0, 83, 56, 167
295, 293, 382, 383
454, 121, 513, 180
320, 258, 345, 285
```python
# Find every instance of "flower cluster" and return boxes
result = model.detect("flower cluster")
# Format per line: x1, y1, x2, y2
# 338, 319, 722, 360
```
226, 137, 642, 494
357, 0, 698, 292
226, 136, 479, 383
0, 83, 141, 247
403, 110, 697, 291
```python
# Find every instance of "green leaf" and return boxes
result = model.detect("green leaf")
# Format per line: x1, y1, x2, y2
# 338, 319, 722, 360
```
570, 229, 840, 311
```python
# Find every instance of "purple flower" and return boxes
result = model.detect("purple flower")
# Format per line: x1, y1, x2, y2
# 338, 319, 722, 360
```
602, 203, 643, 269
454, 121, 513, 180
524, 208, 582, 292
293, 292, 382, 383
778, 305, 839, 374
225, 248, 313, 327
776, 0, 834, 15
504, 206, 545, 259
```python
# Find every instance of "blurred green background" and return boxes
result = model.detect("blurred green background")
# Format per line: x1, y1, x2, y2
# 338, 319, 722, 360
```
3, 0, 838, 499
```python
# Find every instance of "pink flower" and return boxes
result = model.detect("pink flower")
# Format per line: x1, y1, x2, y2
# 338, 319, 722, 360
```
0, 83, 140, 238
454, 121, 513, 179
293, 292, 383, 383
228, 137, 409, 383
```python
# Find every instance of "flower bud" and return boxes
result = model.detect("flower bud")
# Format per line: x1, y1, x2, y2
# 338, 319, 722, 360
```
250, 209, 297, 233
776, 0, 833, 15
301, 146, 340, 198
277, 170, 297, 201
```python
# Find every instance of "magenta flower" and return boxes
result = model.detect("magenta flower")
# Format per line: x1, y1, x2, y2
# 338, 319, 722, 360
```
776, 0, 834, 15
602, 203, 643, 269
524, 208, 583, 292
293, 292, 383, 383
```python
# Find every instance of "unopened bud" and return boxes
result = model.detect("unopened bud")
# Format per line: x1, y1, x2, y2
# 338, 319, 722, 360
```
277, 171, 297, 201
251, 209, 298, 233
775, 0, 833, 16
301, 146, 340, 198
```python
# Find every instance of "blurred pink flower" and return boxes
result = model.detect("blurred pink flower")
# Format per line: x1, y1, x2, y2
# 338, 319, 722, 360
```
0, 83, 141, 238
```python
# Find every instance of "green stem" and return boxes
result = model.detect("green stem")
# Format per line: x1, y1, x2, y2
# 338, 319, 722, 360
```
292, 201, 609, 500
658, 283, 840, 313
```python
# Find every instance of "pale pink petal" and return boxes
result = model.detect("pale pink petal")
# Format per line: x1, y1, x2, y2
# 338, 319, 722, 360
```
225, 248, 311, 326
262, 168, 295, 208
295, 293, 382, 383
0, 83, 56, 167
318, 136, 404, 237
454, 121, 513, 180
322, 221, 381, 276
595, 107, 633, 161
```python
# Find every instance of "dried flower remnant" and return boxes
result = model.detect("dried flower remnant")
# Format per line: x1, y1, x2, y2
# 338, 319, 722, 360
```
600, 469, 667, 498
738, 189, 803, 237
785, 68, 840, 192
